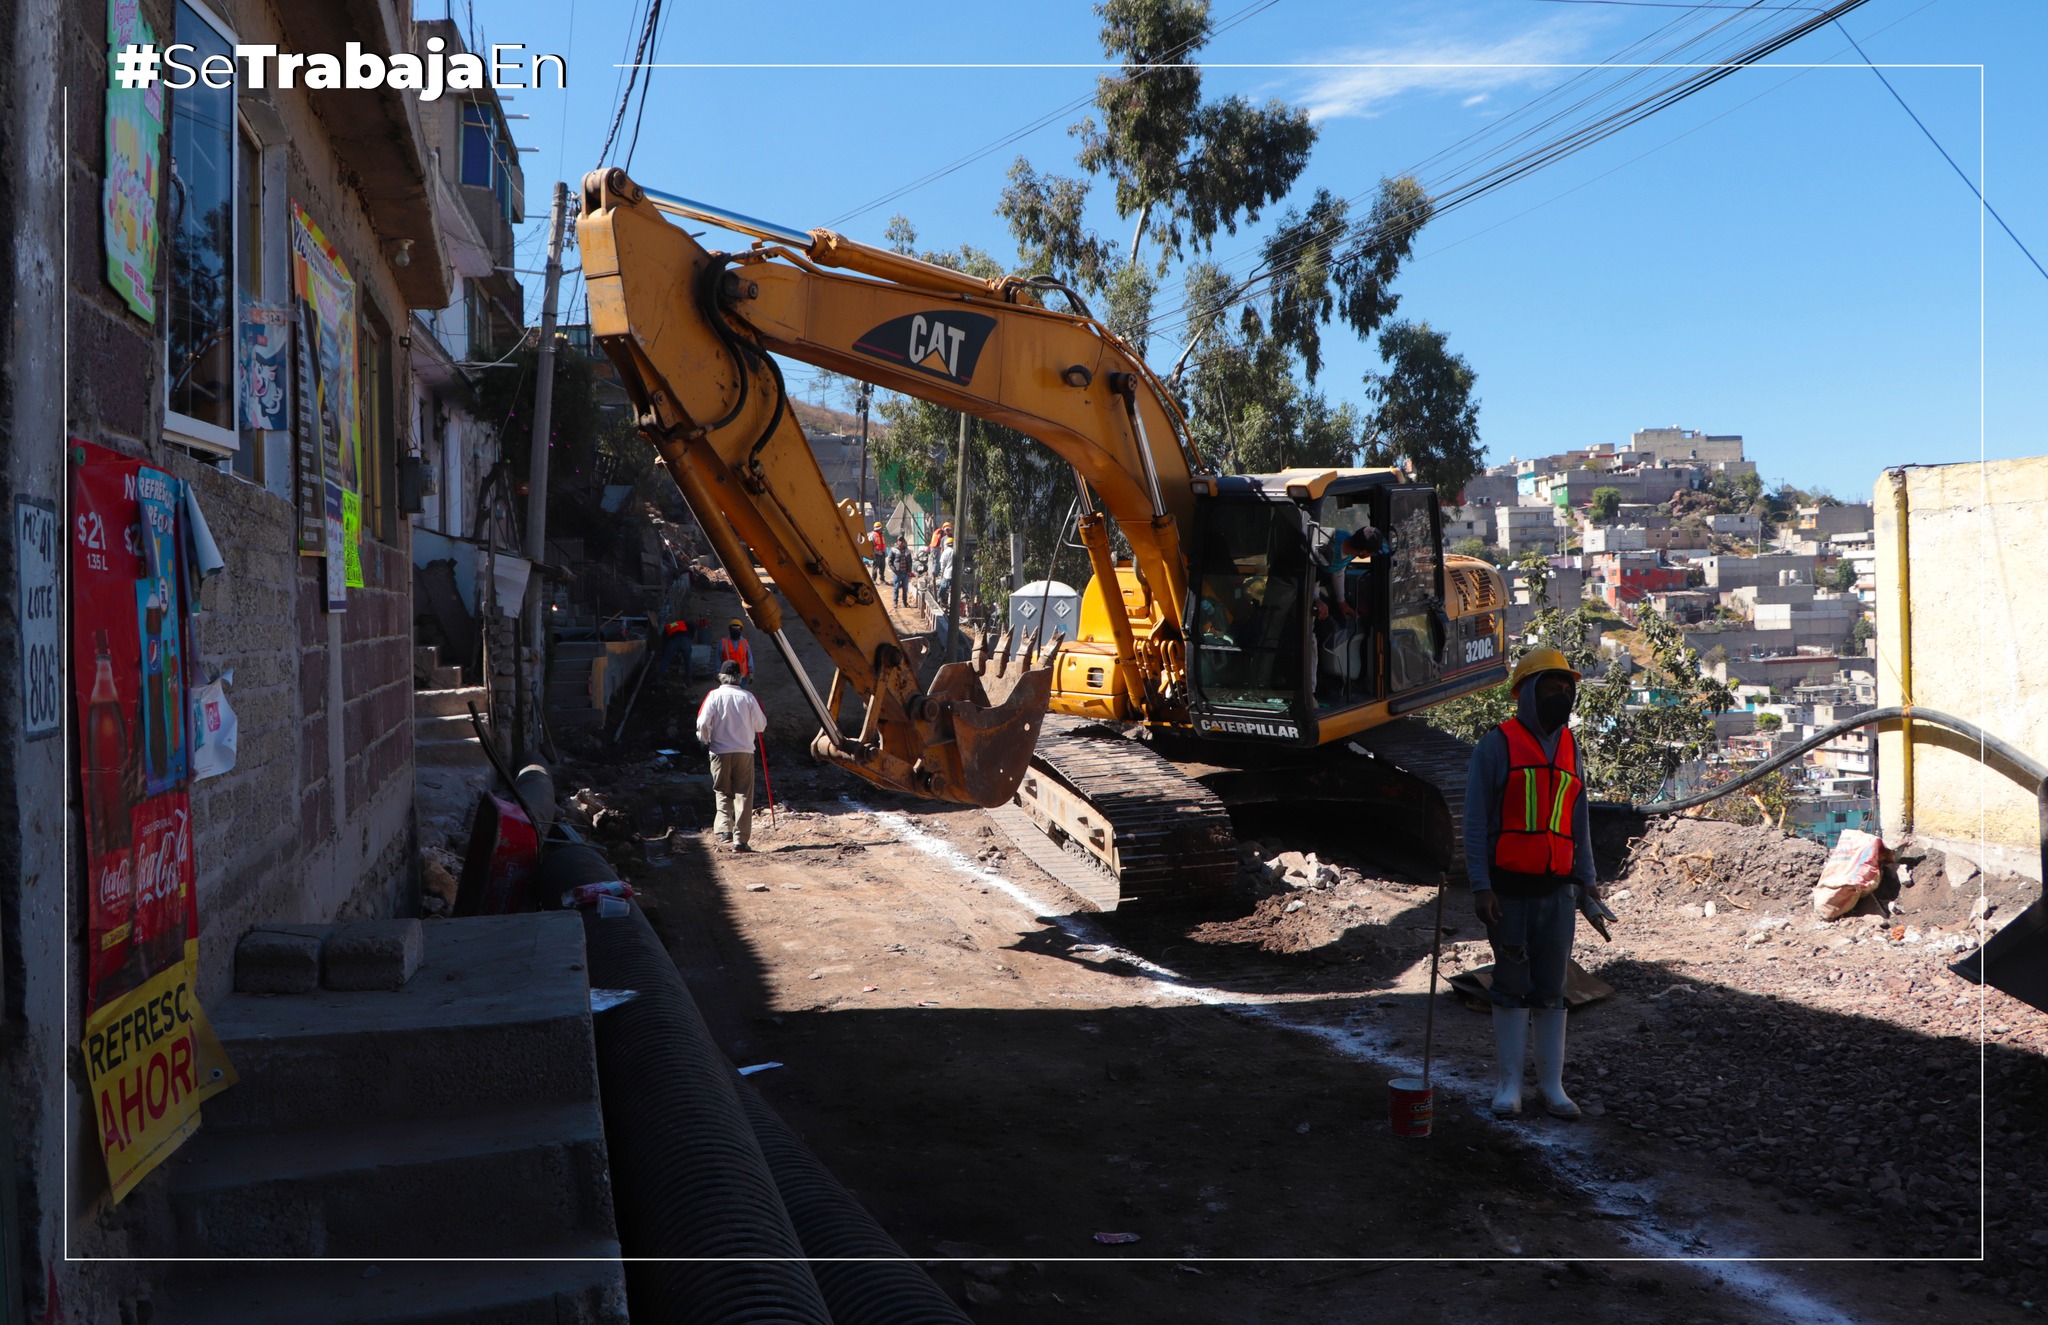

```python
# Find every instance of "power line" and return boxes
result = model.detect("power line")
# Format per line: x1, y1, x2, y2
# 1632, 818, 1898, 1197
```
598, 0, 660, 165
1143, 0, 1879, 346
624, 0, 673, 171
1833, 18, 2046, 283
823, 0, 1283, 231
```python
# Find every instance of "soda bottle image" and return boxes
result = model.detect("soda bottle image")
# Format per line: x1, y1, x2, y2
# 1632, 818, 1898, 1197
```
84, 630, 134, 862
142, 586, 166, 787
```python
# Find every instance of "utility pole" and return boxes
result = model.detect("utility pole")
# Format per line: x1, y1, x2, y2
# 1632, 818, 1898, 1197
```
945, 410, 970, 663
519, 180, 569, 761
856, 381, 873, 526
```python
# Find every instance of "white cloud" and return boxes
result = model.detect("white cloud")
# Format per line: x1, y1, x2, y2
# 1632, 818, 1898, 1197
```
1298, 17, 1597, 121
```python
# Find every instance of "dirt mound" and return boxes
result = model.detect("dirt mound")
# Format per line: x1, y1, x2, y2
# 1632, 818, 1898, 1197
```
1618, 816, 1829, 904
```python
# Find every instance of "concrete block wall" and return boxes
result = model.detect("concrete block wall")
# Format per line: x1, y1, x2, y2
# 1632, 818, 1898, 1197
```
1876, 460, 2048, 878
0, 0, 433, 1313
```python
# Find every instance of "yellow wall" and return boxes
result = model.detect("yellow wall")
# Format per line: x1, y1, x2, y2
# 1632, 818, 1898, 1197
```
1875, 458, 2048, 867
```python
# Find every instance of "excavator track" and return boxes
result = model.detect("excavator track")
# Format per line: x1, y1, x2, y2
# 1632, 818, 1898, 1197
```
1344, 717, 1479, 879
1011, 716, 1239, 909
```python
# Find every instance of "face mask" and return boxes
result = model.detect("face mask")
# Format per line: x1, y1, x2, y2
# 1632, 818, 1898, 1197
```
1537, 689, 1575, 733
728, 629, 741, 639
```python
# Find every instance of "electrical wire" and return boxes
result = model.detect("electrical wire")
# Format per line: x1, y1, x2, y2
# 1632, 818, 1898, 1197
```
1833, 18, 2046, 283
1145, 3, 1808, 338
1140, 0, 1878, 347
598, 0, 661, 165
823, 0, 1283, 230
624, 0, 672, 171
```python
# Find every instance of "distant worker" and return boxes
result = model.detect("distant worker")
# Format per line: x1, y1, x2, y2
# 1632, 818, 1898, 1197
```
934, 536, 956, 600
1464, 647, 1601, 1120
888, 534, 914, 607
869, 522, 888, 581
695, 661, 768, 851
719, 618, 755, 682
655, 614, 695, 682
928, 520, 951, 552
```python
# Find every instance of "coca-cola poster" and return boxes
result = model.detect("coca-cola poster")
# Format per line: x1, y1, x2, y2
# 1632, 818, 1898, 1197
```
69, 441, 234, 1201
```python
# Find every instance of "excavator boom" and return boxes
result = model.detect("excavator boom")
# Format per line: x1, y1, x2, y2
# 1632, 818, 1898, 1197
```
577, 168, 1197, 806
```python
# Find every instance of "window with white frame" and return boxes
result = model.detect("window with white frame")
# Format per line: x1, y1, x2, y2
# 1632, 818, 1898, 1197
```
165, 0, 238, 451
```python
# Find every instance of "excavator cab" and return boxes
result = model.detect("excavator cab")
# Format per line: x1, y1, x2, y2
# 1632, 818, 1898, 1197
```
1184, 471, 1507, 750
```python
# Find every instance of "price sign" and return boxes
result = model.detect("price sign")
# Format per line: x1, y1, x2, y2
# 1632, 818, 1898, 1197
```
16, 496, 60, 740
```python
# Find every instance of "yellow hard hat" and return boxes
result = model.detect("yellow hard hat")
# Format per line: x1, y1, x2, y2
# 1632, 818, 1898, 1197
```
728, 617, 744, 629
1509, 647, 1580, 694
873, 522, 883, 529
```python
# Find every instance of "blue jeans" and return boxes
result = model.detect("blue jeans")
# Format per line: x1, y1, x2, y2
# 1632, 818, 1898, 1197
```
1485, 886, 1578, 1010
656, 636, 692, 680
892, 570, 910, 605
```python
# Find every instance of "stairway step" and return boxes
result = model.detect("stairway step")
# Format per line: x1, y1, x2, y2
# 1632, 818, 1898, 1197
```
418, 738, 490, 768
429, 664, 463, 689
171, 1100, 613, 1257
202, 916, 595, 1135
414, 685, 489, 718
415, 714, 480, 743
157, 1235, 629, 1325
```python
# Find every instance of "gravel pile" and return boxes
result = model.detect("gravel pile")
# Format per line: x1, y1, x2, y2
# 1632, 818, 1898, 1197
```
1576, 815, 2048, 1306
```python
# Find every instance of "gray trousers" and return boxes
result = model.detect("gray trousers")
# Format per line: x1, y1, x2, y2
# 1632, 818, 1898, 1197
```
1486, 886, 1578, 1010
710, 750, 756, 845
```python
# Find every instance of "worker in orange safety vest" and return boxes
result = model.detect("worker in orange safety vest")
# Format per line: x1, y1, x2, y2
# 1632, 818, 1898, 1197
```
1462, 647, 1603, 1120
718, 618, 755, 684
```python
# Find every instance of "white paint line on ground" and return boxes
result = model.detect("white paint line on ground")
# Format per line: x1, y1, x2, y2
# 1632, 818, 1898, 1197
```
850, 798, 1872, 1324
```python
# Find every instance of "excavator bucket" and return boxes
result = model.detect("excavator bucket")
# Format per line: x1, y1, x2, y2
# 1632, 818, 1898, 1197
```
924, 660, 1055, 809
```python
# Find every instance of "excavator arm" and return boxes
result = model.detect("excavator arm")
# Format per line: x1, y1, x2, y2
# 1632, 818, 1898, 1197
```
577, 167, 1201, 806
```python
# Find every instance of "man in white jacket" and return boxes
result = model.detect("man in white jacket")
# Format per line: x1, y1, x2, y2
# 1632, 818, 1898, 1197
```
695, 661, 769, 850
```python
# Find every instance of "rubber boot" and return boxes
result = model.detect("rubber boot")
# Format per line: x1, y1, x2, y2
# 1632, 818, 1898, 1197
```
1531, 1007, 1580, 1118
1490, 1007, 1530, 1116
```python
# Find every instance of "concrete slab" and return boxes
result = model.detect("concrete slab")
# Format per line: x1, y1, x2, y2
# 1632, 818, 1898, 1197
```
172, 1099, 613, 1257
157, 1235, 629, 1325
320, 918, 423, 990
202, 914, 595, 1134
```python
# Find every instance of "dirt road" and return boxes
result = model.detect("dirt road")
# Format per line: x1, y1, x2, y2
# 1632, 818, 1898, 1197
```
555, 581, 2037, 1321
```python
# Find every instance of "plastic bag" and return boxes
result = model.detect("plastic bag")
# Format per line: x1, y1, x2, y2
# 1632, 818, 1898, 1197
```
190, 673, 238, 780
1811, 829, 1883, 920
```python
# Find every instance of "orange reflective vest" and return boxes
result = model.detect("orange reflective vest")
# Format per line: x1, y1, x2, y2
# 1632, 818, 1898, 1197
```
719, 636, 753, 676
1494, 718, 1580, 878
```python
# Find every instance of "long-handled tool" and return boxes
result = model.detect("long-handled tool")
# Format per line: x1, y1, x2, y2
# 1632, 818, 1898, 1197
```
1423, 871, 1446, 1095
757, 733, 778, 830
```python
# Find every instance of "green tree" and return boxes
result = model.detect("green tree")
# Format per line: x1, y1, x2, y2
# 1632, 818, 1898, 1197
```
1755, 711, 1783, 731
1829, 560, 1858, 592
1589, 486, 1622, 523
1425, 554, 1732, 801
1075, 0, 1314, 269
1360, 320, 1483, 503
471, 335, 604, 483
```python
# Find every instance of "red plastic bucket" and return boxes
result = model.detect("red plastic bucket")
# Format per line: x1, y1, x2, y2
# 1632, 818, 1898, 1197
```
1388, 1077, 1433, 1137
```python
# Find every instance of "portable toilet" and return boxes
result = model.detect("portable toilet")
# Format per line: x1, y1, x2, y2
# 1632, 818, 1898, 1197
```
1009, 580, 1079, 645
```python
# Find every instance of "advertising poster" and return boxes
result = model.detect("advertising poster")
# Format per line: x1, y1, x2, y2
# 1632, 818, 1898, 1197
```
237, 303, 292, 432
102, 0, 163, 321
291, 202, 359, 602
70, 443, 236, 1201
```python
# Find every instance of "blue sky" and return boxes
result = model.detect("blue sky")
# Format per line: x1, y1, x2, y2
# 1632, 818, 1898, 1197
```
475, 0, 2045, 501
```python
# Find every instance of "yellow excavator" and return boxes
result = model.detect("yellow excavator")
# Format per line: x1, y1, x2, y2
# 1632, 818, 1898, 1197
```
579, 168, 1510, 903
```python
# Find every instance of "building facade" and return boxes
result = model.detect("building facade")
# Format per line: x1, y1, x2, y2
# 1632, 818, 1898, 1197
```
1, 1, 454, 1313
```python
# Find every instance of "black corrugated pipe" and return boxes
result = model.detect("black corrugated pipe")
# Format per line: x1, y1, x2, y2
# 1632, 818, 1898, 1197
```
578, 895, 834, 1325
734, 1082, 973, 1325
